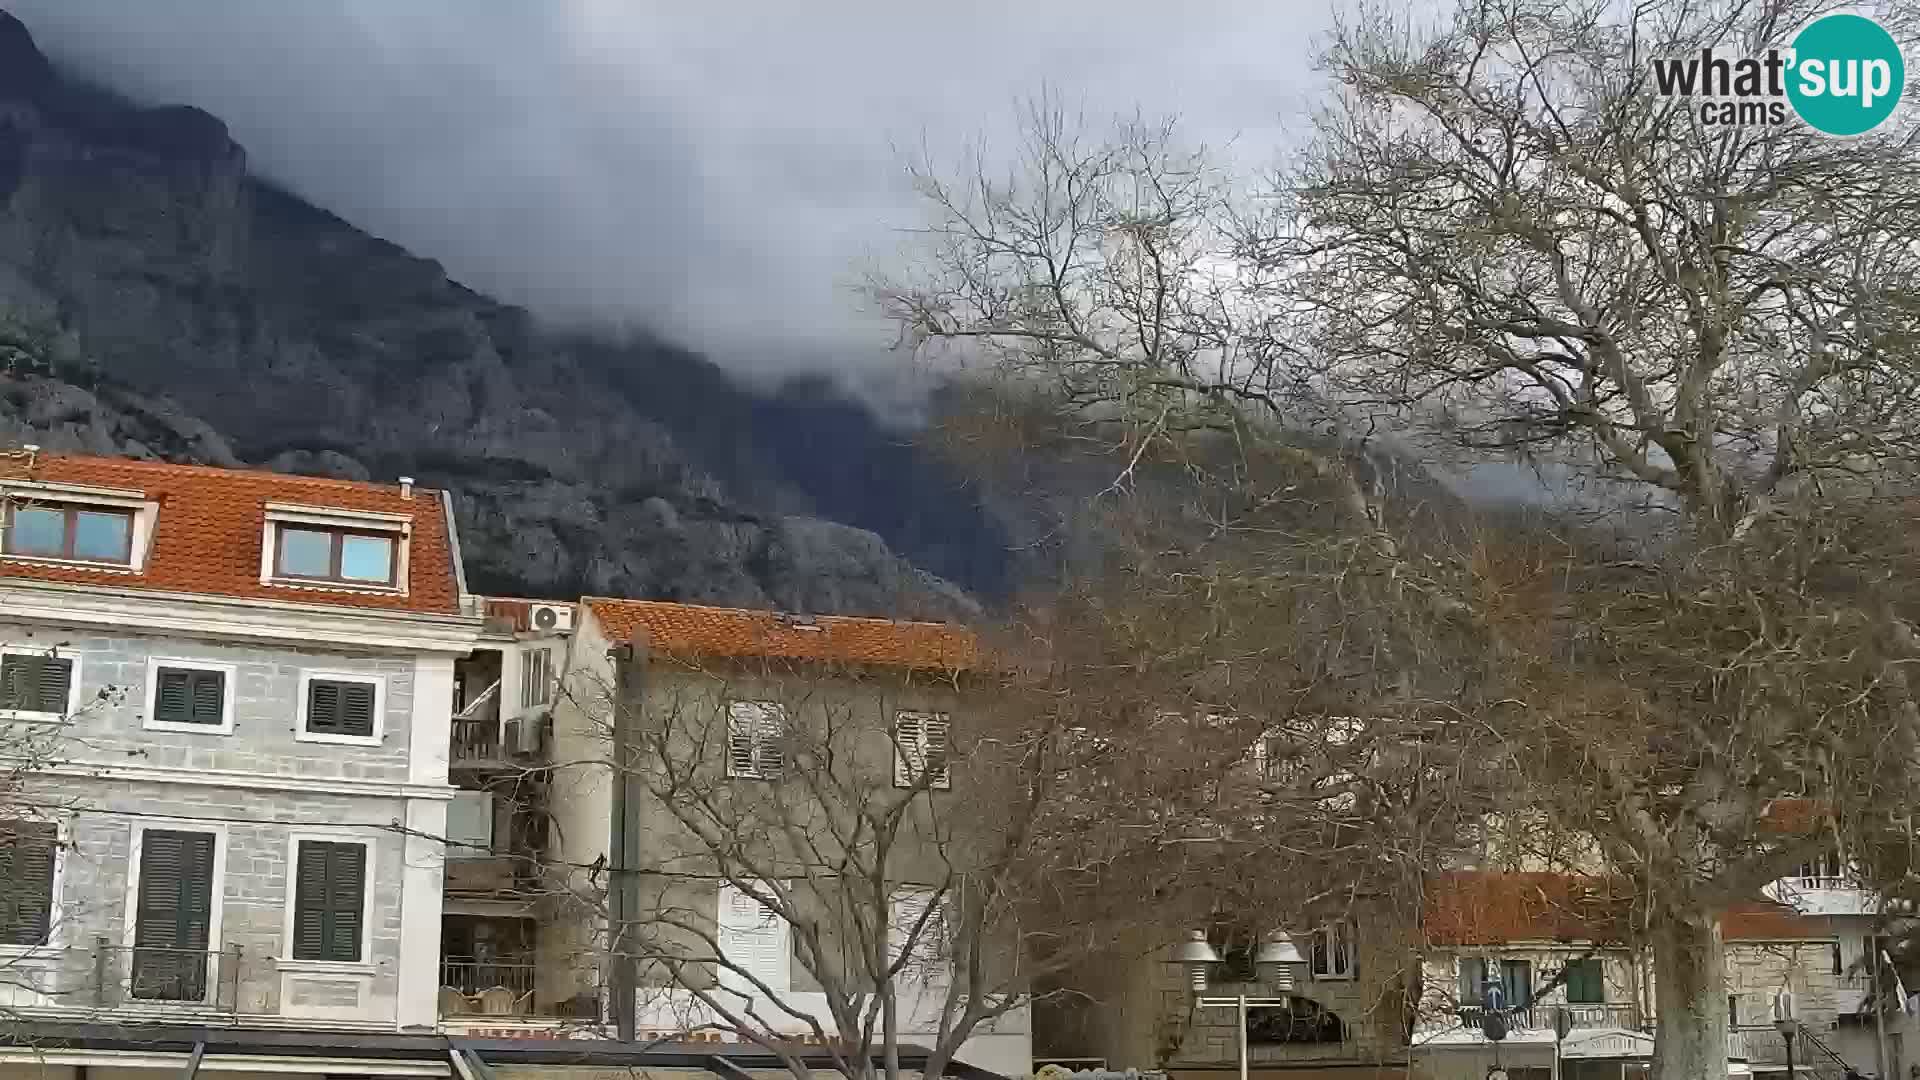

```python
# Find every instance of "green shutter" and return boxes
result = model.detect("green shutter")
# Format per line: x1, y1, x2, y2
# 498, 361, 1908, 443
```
308, 680, 375, 738
1566, 957, 1604, 1003
156, 669, 225, 726
132, 829, 215, 1000
0, 655, 71, 713
293, 841, 366, 962
0, 822, 56, 946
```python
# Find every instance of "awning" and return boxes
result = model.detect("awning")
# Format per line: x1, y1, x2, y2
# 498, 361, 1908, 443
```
0, 1022, 1009, 1080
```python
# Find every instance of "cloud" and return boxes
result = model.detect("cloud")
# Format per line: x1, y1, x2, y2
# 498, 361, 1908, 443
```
7, 0, 1334, 382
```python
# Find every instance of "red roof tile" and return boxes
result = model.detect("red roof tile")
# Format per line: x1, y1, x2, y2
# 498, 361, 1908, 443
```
584, 597, 978, 671
0, 452, 461, 614
1425, 872, 1836, 945
1424, 871, 1632, 946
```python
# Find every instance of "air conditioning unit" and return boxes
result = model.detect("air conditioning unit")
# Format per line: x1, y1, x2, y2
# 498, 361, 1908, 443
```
528, 603, 574, 634
507, 714, 548, 757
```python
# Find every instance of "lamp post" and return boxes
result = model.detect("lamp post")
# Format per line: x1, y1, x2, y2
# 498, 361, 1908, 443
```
1183, 931, 1304, 1080
1773, 990, 1798, 1080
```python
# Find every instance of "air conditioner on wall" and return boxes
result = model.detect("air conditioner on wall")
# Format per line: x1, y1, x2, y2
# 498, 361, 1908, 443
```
528, 603, 573, 633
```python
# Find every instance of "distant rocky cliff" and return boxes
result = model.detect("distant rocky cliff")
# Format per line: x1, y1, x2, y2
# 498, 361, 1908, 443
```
0, 11, 1002, 618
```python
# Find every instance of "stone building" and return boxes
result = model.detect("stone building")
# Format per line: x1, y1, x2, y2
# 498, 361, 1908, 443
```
0, 450, 483, 1078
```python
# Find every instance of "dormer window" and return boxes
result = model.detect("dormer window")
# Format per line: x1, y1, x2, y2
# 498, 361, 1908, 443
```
260, 503, 410, 594
275, 527, 395, 585
4, 503, 134, 564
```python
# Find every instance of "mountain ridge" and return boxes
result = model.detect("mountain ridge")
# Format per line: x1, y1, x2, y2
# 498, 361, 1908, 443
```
0, 10, 1003, 620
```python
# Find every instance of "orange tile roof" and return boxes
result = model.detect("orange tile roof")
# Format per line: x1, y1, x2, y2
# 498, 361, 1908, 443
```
1722, 900, 1835, 942
1424, 871, 1633, 946
1425, 872, 1836, 945
0, 452, 461, 614
584, 597, 978, 671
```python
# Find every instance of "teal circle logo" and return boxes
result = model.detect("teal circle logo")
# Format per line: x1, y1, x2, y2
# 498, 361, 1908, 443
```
1786, 13, 1905, 135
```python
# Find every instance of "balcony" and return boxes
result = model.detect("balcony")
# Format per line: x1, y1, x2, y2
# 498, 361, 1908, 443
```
450, 713, 548, 769
1768, 875, 1878, 916
1451, 1002, 1644, 1034
439, 960, 591, 1019
0, 939, 243, 1015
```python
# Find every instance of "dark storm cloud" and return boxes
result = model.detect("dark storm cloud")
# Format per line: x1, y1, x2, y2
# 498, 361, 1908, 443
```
8, 1, 1333, 378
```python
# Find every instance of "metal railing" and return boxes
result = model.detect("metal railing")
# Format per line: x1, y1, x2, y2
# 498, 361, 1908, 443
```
450, 713, 504, 765
1453, 1002, 1643, 1033
90, 939, 242, 1011
439, 960, 555, 1017
1729, 1025, 1862, 1079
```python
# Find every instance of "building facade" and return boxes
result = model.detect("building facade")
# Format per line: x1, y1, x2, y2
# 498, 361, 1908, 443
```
0, 450, 482, 1078
546, 598, 1030, 1076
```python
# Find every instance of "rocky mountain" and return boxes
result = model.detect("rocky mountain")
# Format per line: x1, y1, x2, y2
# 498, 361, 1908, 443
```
0, 11, 1006, 619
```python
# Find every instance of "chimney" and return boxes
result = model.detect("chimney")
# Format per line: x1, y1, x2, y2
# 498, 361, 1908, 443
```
20, 444, 38, 468
398, 476, 414, 500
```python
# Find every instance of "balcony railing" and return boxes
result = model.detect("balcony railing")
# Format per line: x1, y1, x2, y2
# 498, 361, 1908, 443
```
445, 854, 544, 899
0, 939, 244, 1013
439, 960, 582, 1018
1452, 1002, 1644, 1034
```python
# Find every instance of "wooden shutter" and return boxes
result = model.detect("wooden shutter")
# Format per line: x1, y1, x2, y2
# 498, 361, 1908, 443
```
893, 712, 922, 787
155, 668, 225, 726
894, 712, 952, 790
1458, 957, 1485, 1004
888, 889, 948, 980
0, 821, 56, 946
0, 655, 70, 713
132, 829, 215, 1000
717, 883, 790, 992
308, 679, 376, 738
294, 841, 366, 962
726, 702, 783, 779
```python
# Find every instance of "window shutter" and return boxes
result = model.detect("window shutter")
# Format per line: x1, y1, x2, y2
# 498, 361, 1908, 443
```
755, 707, 784, 778
717, 884, 790, 992
923, 714, 950, 789
0, 655, 70, 713
1458, 957, 1484, 1004
889, 889, 948, 981
132, 830, 214, 1000
155, 670, 192, 724
34, 657, 70, 714
727, 705, 758, 777
0, 822, 56, 946
308, 680, 341, 732
726, 702, 784, 779
308, 680, 375, 738
893, 712, 923, 787
190, 671, 224, 725
294, 841, 367, 962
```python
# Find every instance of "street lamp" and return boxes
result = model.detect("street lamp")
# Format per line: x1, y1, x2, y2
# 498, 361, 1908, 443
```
1183, 931, 1304, 1080
1773, 990, 1798, 1080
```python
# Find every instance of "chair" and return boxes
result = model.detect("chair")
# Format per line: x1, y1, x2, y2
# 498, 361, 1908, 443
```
439, 987, 471, 1015
476, 986, 517, 1015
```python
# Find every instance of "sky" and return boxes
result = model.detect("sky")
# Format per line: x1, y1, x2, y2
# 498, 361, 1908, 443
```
9, 1, 1338, 384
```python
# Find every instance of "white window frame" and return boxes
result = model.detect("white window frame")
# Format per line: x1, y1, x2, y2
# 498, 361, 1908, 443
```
0, 811, 69, 957
294, 670, 387, 747
716, 881, 791, 993
0, 481, 157, 573
142, 657, 238, 736
893, 711, 952, 790
725, 700, 787, 780
1311, 921, 1355, 981
278, 832, 377, 972
520, 646, 554, 709
0, 644, 83, 724
121, 819, 228, 1005
258, 503, 411, 596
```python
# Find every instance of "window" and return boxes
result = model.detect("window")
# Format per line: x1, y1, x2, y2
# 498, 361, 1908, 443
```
1500, 958, 1533, 1008
1797, 848, 1846, 883
889, 889, 951, 980
145, 661, 232, 733
893, 711, 951, 789
2, 502, 133, 564
1310, 922, 1353, 980
273, 527, 395, 585
1564, 957, 1605, 1004
1729, 993, 1741, 1027
726, 701, 786, 780
446, 792, 495, 853
291, 840, 367, 963
0, 651, 74, 718
717, 883, 790, 992
520, 648, 553, 709
300, 674, 381, 743
1458, 956, 1488, 1005
130, 828, 217, 1001
0, 821, 57, 947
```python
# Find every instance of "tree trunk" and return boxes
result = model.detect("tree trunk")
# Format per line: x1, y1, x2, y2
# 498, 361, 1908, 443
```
1650, 911, 1727, 1080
